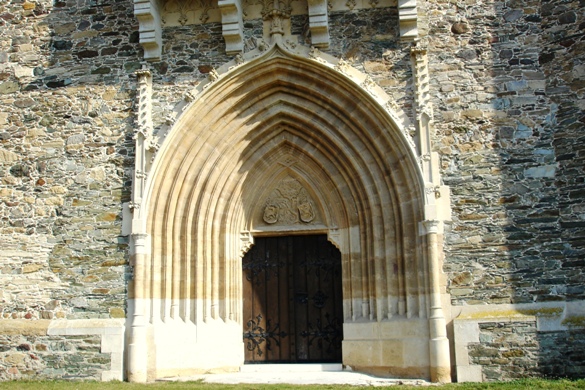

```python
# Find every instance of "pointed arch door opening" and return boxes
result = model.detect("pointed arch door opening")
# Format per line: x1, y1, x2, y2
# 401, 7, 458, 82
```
129, 45, 452, 382
242, 235, 343, 363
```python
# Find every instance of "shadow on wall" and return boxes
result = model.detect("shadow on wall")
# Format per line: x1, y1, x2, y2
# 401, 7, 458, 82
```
433, 0, 585, 381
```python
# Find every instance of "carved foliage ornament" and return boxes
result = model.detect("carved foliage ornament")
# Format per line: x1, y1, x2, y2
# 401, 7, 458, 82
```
262, 177, 316, 225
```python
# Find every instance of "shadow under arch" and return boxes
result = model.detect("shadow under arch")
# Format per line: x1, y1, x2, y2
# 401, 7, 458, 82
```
133, 43, 445, 380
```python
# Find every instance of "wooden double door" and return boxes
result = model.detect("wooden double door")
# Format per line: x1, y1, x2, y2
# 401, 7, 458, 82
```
242, 235, 343, 363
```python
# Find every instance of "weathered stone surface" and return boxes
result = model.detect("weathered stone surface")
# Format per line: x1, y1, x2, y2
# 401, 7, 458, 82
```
468, 321, 585, 380
0, 149, 19, 162
0, 81, 19, 94
0, 331, 110, 381
0, 0, 582, 383
451, 22, 470, 34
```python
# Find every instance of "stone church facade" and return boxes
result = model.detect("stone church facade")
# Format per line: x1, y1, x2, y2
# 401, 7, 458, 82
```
0, 0, 583, 383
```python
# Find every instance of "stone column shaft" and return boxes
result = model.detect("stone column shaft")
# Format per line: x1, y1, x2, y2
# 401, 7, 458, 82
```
128, 233, 149, 382
424, 220, 451, 383
128, 68, 153, 383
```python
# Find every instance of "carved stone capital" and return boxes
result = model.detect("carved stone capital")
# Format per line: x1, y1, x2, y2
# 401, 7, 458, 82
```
240, 231, 254, 257
410, 39, 428, 56
135, 69, 152, 79
361, 75, 376, 92
131, 232, 150, 246
425, 186, 441, 199
423, 220, 440, 235
309, 46, 327, 64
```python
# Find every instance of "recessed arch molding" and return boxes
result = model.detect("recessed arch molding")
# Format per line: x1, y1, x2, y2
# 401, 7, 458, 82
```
127, 42, 451, 382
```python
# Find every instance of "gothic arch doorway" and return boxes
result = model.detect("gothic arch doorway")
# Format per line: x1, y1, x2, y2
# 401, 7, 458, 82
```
128, 43, 450, 382
242, 235, 343, 363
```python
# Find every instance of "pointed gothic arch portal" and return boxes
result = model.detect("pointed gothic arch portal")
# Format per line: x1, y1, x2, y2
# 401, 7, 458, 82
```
131, 45, 450, 381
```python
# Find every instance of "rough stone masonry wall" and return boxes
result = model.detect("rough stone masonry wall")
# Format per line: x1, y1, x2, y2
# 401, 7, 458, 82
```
0, 0, 140, 379
468, 321, 585, 380
426, 0, 584, 305
425, 0, 585, 381
0, 332, 109, 380
0, 0, 583, 382
148, 8, 414, 133
541, 0, 585, 296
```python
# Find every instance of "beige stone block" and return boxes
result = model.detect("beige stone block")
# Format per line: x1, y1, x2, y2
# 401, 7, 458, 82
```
72, 30, 99, 39
4, 352, 26, 365
27, 128, 46, 137
18, 44, 34, 52
0, 319, 50, 336
49, 186, 68, 194
2, 176, 18, 185
457, 365, 482, 382
22, 263, 43, 273
41, 140, 64, 148
343, 340, 381, 366
45, 197, 64, 206
90, 167, 106, 181
13, 65, 33, 79
461, 109, 483, 118
54, 22, 76, 35
0, 188, 13, 197
343, 322, 379, 339
402, 339, 430, 366
0, 149, 19, 162
364, 60, 386, 73
379, 320, 428, 338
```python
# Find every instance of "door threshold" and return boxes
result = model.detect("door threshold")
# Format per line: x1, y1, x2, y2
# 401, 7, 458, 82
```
240, 363, 343, 373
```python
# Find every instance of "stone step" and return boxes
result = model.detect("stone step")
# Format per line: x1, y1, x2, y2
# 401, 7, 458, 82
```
240, 363, 343, 373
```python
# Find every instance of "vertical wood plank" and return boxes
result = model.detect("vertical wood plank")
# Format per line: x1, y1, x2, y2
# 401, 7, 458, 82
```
242, 235, 342, 364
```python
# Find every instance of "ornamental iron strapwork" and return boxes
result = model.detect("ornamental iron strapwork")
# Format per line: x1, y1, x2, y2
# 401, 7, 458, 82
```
242, 235, 343, 363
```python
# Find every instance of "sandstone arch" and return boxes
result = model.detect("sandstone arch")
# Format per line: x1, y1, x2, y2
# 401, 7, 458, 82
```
128, 43, 450, 381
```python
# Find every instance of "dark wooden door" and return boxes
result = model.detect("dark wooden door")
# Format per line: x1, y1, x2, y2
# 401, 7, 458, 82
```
242, 235, 343, 363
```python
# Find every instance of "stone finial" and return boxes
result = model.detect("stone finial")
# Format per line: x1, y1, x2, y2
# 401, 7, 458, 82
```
208, 68, 220, 82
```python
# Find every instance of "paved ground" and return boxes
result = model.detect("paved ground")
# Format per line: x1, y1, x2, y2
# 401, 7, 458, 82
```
160, 364, 431, 386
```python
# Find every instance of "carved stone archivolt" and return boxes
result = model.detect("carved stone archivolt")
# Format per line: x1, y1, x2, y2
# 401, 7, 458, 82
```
129, 46, 452, 382
262, 176, 317, 225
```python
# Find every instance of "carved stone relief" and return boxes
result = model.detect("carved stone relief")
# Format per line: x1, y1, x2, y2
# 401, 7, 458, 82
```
162, 0, 219, 26
261, 176, 318, 225
159, 0, 394, 27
